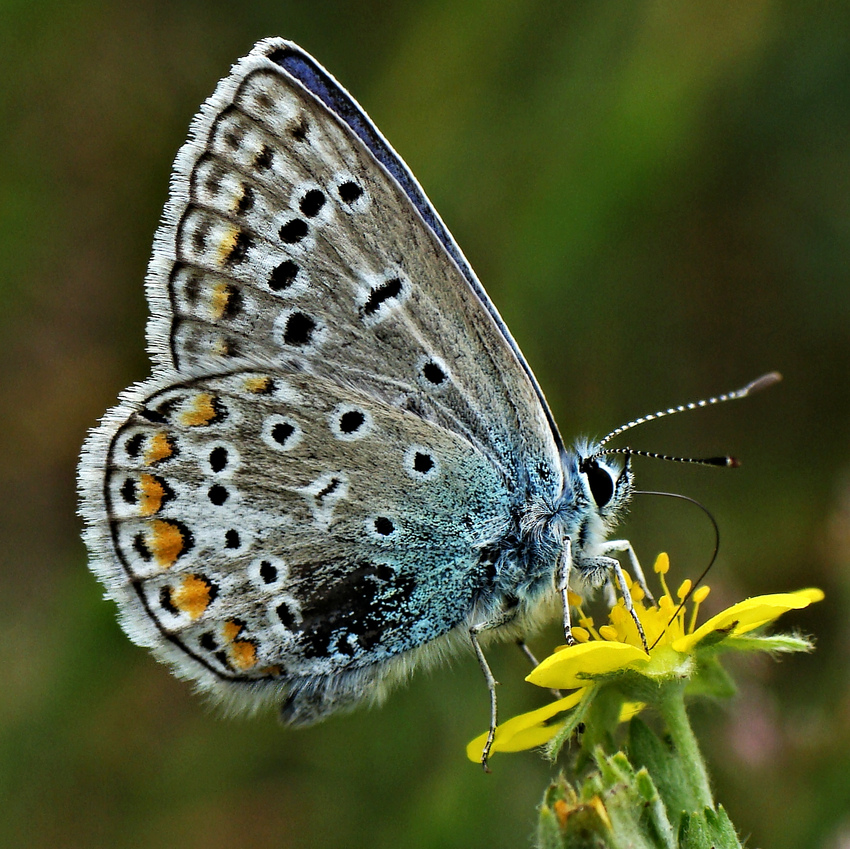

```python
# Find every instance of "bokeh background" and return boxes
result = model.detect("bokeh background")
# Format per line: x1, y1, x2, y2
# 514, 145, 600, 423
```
3, 1, 849, 846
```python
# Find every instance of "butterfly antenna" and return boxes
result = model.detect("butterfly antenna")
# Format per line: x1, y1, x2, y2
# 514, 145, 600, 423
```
633, 490, 720, 650
598, 447, 739, 468
597, 372, 782, 450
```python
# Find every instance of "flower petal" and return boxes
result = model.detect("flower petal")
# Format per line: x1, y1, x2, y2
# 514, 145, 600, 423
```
672, 589, 824, 653
526, 641, 649, 690
465, 690, 586, 760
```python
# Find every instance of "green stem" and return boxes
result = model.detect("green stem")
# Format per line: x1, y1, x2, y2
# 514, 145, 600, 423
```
658, 681, 713, 810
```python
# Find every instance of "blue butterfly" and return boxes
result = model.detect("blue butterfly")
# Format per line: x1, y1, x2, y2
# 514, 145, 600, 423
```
78, 39, 778, 767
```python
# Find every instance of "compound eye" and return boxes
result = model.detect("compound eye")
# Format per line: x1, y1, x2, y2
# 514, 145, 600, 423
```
583, 459, 615, 508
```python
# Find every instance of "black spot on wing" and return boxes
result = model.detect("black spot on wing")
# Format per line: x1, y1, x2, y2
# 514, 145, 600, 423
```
338, 181, 363, 204
413, 452, 433, 473
279, 218, 308, 244
254, 145, 274, 170
209, 446, 229, 472
339, 410, 364, 434
362, 277, 403, 317
299, 189, 325, 217
224, 230, 253, 265
208, 484, 228, 505
125, 433, 144, 458
269, 260, 299, 291
282, 312, 316, 346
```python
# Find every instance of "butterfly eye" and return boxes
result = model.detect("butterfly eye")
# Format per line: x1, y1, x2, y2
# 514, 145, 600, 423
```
582, 459, 615, 508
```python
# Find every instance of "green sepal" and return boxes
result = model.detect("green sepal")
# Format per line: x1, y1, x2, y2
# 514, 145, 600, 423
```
678, 805, 743, 849
535, 752, 679, 849
690, 624, 737, 649
546, 684, 598, 762
686, 653, 736, 700
719, 632, 814, 655
536, 774, 614, 849
576, 684, 626, 759
593, 751, 676, 849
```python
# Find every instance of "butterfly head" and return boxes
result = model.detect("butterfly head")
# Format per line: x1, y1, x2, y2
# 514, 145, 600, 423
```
515, 442, 632, 566
554, 441, 634, 541
577, 450, 634, 522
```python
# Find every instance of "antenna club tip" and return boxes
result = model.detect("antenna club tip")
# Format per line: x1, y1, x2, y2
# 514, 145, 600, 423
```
744, 371, 783, 394
704, 455, 740, 467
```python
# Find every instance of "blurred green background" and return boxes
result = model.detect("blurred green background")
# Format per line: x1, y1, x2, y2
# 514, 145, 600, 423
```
2, 1, 849, 846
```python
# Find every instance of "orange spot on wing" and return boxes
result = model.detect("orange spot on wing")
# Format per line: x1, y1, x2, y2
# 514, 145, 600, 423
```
219, 618, 258, 670
216, 226, 240, 264
244, 375, 273, 394
180, 393, 217, 427
222, 620, 242, 642
149, 519, 186, 568
212, 338, 231, 357
171, 574, 214, 620
210, 282, 233, 320
138, 474, 165, 516
231, 640, 258, 670
145, 432, 174, 465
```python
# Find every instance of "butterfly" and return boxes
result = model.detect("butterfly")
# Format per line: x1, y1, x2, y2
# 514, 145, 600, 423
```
78, 38, 773, 767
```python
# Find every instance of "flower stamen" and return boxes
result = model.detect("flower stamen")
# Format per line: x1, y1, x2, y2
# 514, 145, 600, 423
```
688, 585, 711, 634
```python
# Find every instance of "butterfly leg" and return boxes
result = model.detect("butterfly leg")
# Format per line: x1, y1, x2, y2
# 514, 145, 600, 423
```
470, 606, 519, 771
556, 537, 578, 645
607, 558, 649, 651
516, 639, 540, 667
573, 551, 650, 651
600, 539, 656, 605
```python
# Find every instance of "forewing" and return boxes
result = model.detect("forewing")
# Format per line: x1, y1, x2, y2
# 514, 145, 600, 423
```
79, 368, 511, 703
146, 38, 562, 495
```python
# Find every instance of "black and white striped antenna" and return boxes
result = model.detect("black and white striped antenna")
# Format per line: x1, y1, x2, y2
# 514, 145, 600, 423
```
590, 372, 782, 466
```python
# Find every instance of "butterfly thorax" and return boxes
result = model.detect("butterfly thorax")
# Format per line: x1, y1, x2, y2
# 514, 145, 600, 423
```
485, 445, 634, 618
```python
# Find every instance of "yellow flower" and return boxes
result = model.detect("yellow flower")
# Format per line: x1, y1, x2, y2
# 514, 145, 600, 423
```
671, 587, 824, 653
466, 691, 584, 759
467, 554, 823, 760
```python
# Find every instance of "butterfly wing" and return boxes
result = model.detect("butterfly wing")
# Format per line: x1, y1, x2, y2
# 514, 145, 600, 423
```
80, 367, 513, 718
145, 38, 563, 496
80, 39, 571, 721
